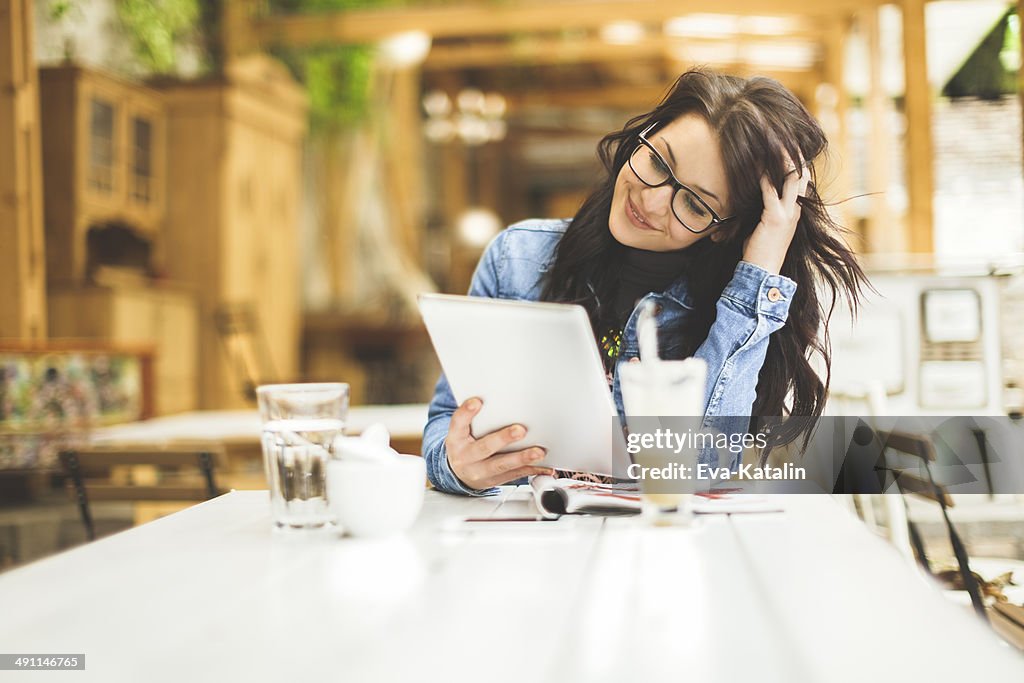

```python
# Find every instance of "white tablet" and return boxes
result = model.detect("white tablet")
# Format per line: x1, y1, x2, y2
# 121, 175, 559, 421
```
418, 293, 628, 477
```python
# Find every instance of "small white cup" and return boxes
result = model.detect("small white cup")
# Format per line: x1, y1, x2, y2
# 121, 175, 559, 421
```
327, 455, 426, 538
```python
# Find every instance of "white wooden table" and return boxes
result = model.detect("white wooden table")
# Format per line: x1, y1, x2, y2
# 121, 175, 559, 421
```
88, 405, 428, 448
0, 489, 1020, 682
86, 406, 428, 485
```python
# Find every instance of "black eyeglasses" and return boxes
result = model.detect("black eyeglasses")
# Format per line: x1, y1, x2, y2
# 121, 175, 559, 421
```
628, 123, 736, 234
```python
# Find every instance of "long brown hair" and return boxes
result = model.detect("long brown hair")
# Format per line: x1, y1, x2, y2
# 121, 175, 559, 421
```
540, 68, 869, 449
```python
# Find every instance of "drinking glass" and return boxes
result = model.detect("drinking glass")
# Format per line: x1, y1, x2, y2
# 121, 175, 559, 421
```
257, 383, 349, 530
620, 359, 707, 521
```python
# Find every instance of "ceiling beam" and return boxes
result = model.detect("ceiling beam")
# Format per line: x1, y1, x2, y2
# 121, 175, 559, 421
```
252, 0, 880, 47
501, 73, 816, 111
505, 84, 669, 111
424, 33, 822, 71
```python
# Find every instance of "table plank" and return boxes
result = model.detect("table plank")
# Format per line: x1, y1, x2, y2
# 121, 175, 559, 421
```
729, 496, 1024, 680
546, 512, 809, 682
88, 405, 428, 448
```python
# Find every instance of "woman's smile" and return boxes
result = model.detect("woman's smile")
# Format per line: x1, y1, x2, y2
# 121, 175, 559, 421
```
626, 195, 660, 233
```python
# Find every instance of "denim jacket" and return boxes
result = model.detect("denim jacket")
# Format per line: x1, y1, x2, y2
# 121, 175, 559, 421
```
422, 219, 797, 496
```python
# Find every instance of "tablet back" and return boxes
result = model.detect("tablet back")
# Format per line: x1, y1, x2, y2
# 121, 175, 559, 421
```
419, 294, 626, 476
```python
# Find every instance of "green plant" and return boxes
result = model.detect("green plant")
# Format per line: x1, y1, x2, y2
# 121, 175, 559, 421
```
116, 0, 201, 74
1000, 11, 1020, 73
269, 0, 406, 131
47, 0, 78, 22
944, 8, 1019, 99
46, 0, 85, 59
274, 44, 376, 130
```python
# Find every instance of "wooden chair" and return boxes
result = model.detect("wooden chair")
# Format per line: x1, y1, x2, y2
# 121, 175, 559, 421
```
213, 302, 277, 403
60, 447, 226, 541
875, 430, 988, 620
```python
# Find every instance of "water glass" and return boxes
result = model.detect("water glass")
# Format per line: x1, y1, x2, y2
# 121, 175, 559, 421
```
257, 383, 349, 530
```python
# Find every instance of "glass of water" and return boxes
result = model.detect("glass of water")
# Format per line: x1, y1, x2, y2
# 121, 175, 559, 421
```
257, 383, 349, 530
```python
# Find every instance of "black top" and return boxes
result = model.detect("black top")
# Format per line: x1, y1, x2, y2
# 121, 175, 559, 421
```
612, 245, 690, 324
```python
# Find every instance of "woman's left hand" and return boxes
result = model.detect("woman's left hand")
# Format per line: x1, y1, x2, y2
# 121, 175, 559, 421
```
742, 160, 810, 274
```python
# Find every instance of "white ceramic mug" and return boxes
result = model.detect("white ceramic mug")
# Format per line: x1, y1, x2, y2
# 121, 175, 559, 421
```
327, 455, 426, 538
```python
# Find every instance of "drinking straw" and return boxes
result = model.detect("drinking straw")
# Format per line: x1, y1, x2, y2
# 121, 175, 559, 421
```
637, 299, 660, 362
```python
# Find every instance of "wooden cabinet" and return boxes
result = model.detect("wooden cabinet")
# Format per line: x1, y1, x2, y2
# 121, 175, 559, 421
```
38, 57, 305, 411
38, 66, 166, 284
47, 286, 198, 416
37, 66, 191, 414
157, 55, 308, 409
0, 0, 47, 339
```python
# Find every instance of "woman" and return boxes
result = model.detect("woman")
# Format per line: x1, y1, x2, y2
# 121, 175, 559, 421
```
422, 68, 867, 495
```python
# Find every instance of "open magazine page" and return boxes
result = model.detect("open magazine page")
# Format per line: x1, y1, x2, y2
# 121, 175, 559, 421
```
529, 475, 642, 518
529, 477, 784, 517
689, 492, 783, 514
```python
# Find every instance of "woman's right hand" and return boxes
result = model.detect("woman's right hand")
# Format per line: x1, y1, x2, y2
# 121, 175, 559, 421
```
445, 397, 554, 490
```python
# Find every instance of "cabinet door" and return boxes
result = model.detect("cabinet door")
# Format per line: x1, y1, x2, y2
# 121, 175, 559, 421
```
126, 100, 164, 219
82, 82, 123, 206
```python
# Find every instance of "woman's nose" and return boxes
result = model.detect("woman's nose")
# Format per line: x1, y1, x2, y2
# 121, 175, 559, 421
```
640, 183, 675, 218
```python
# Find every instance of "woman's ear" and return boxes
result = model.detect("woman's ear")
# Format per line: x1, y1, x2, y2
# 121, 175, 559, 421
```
710, 230, 727, 243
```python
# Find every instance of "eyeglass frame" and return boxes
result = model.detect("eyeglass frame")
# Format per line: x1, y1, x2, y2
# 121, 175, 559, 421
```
628, 122, 737, 234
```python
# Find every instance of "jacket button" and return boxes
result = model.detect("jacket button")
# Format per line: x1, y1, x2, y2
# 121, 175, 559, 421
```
767, 287, 782, 302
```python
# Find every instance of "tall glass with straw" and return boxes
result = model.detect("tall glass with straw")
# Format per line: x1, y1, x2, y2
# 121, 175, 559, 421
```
619, 301, 707, 522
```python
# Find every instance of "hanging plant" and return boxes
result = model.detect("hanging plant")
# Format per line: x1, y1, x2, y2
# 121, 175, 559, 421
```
274, 44, 377, 131
269, 0, 407, 131
116, 0, 201, 74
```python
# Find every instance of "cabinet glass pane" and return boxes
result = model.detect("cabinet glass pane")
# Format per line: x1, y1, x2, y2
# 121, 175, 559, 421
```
88, 98, 115, 193
132, 117, 152, 203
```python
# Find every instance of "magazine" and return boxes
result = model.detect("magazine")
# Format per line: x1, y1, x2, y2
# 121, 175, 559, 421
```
529, 475, 783, 518
530, 475, 642, 518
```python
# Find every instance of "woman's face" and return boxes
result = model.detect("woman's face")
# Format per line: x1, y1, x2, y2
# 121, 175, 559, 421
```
608, 113, 732, 252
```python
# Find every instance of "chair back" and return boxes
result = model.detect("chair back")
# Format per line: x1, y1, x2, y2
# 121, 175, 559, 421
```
877, 429, 986, 620
60, 446, 226, 540
214, 303, 276, 403
876, 430, 952, 506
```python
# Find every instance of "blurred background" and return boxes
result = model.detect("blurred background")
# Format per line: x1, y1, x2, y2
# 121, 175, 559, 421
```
1, 0, 1023, 570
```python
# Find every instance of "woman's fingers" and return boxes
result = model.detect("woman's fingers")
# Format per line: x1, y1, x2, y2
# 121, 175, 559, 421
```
745, 152, 807, 274
479, 465, 556, 489
472, 422, 527, 459
445, 401, 549, 489
485, 446, 547, 474
745, 152, 806, 274
781, 162, 804, 207
798, 165, 811, 198
445, 399, 485, 483
448, 397, 481, 443
469, 448, 550, 487
760, 173, 780, 205
763, 156, 808, 213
